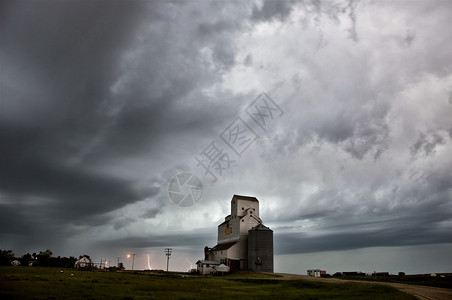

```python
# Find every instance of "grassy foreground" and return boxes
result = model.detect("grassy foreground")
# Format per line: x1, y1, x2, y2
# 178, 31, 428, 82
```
337, 273, 452, 289
0, 267, 415, 299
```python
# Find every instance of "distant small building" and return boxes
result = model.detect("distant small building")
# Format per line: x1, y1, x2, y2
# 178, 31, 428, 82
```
307, 269, 326, 277
196, 260, 221, 275
74, 256, 93, 269
11, 260, 20, 266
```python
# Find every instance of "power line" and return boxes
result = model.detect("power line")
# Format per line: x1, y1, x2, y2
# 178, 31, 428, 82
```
164, 248, 172, 272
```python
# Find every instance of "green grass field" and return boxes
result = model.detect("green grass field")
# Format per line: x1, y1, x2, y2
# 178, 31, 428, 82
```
0, 267, 415, 299
337, 273, 452, 289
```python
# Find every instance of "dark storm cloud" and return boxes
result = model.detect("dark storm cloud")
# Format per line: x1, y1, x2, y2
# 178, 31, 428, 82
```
0, 0, 240, 188
0, 196, 113, 254
275, 224, 451, 255
410, 131, 445, 156
0, 0, 251, 255
140, 208, 161, 219
1, 0, 147, 74
0, 122, 161, 213
1, 0, 451, 273
0, 0, 162, 246
78, 1, 251, 165
0, 0, 166, 163
0, 4, 152, 188
314, 102, 389, 160
0, 157, 152, 215
98, 231, 216, 250
275, 190, 451, 255
0, 0, 149, 154
251, 0, 297, 22
273, 164, 452, 255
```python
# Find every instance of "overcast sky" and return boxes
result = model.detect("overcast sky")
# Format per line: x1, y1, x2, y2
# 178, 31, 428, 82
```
1, 0, 451, 274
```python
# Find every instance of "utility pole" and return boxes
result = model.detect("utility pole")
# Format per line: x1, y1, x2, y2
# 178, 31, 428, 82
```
164, 248, 172, 272
117, 257, 120, 267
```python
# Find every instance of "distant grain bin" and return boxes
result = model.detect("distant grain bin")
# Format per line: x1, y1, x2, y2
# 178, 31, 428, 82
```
248, 224, 273, 272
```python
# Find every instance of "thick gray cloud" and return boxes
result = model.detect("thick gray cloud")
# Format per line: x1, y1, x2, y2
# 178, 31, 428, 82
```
1, 0, 451, 274
251, 0, 297, 22
98, 230, 216, 250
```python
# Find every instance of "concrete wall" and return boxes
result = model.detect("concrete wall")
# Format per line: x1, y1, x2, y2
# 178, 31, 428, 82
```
232, 197, 259, 218
218, 200, 260, 245
213, 243, 240, 261
239, 213, 260, 235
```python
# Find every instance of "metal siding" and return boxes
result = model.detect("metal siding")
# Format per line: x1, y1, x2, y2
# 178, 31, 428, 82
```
247, 229, 273, 272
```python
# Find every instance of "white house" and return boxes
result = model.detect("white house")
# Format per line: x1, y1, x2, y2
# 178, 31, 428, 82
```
11, 260, 20, 266
307, 269, 326, 277
74, 256, 93, 269
196, 260, 221, 275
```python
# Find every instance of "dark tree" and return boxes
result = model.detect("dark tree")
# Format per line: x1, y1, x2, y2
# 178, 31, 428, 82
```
49, 256, 59, 267
19, 253, 32, 266
0, 250, 15, 266
36, 249, 53, 266
62, 256, 77, 268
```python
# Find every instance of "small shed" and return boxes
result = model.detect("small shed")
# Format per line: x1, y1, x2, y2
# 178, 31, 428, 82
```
11, 260, 20, 266
307, 269, 326, 277
216, 263, 230, 274
196, 260, 221, 275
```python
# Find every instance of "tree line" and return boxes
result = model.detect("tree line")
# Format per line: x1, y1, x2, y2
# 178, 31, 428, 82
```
0, 249, 91, 268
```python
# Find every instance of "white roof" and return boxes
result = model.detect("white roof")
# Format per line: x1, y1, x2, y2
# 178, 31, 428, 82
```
76, 257, 92, 263
216, 263, 229, 272
196, 260, 221, 265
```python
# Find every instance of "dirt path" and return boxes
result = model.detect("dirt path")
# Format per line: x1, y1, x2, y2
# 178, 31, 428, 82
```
273, 273, 452, 300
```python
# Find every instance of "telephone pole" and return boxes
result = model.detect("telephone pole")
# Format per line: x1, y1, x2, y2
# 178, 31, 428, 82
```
164, 248, 172, 272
